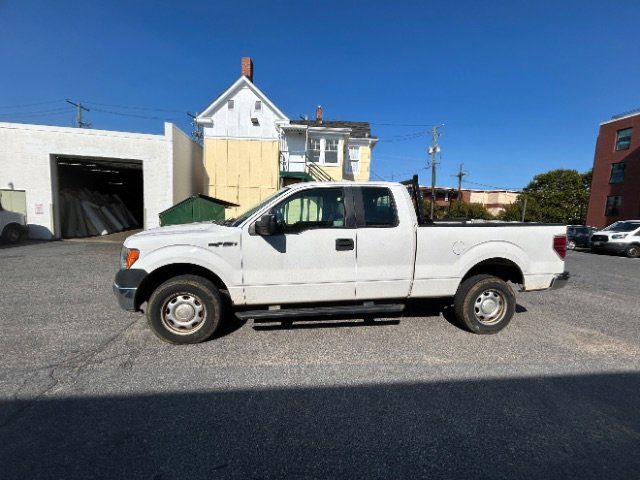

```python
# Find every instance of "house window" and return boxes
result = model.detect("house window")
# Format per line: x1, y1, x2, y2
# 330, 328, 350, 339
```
615, 128, 632, 151
605, 195, 622, 216
346, 146, 360, 174
255, 100, 262, 111
227, 99, 234, 110
609, 162, 625, 184
325, 138, 339, 164
309, 138, 321, 163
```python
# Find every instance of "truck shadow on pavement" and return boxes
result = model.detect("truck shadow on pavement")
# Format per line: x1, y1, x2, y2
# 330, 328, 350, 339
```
0, 372, 638, 479
251, 299, 528, 332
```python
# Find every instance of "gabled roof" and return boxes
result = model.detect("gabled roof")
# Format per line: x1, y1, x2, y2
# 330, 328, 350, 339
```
196, 76, 288, 121
290, 119, 374, 138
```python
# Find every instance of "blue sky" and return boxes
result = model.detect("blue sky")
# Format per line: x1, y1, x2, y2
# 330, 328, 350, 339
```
1, 1, 639, 190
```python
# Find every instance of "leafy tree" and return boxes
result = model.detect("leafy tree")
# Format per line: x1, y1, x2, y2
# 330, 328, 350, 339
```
423, 200, 493, 220
500, 169, 591, 224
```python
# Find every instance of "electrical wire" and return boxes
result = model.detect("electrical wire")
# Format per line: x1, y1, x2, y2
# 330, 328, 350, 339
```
81, 101, 184, 113
0, 108, 71, 118
0, 99, 64, 110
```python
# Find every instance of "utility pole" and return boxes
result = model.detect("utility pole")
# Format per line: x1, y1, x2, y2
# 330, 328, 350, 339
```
427, 125, 443, 220
454, 163, 468, 202
187, 112, 203, 145
65, 99, 90, 128
521, 195, 528, 222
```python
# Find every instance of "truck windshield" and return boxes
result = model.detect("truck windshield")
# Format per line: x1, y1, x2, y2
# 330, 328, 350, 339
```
229, 188, 290, 227
603, 221, 640, 232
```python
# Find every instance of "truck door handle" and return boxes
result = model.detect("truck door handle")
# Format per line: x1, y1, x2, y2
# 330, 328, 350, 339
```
335, 238, 354, 251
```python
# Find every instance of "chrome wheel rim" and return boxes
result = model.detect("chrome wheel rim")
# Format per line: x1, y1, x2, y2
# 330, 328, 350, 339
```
161, 293, 206, 335
568, 240, 576, 249
473, 289, 506, 325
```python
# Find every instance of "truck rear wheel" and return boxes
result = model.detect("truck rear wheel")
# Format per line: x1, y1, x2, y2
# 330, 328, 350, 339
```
453, 274, 516, 334
146, 274, 222, 344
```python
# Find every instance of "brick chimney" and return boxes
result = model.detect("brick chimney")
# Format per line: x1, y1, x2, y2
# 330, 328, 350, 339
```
241, 57, 253, 82
315, 105, 323, 123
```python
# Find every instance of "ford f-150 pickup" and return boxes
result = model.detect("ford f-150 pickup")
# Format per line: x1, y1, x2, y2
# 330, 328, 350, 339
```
114, 179, 569, 344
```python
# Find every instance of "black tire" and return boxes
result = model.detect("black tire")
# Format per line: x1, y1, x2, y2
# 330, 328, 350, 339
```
2, 225, 22, 244
146, 274, 222, 344
625, 244, 640, 259
453, 274, 516, 334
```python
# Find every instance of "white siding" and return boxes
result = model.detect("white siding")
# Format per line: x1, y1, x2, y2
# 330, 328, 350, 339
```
201, 83, 283, 140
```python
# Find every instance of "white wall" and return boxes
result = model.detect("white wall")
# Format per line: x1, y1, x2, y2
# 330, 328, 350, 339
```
201, 81, 283, 140
281, 130, 307, 172
0, 121, 200, 239
167, 123, 204, 204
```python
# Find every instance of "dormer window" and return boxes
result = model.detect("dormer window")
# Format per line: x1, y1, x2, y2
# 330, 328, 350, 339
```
227, 99, 234, 110
255, 100, 262, 111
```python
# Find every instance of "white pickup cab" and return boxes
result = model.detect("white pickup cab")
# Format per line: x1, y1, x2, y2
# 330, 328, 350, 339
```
114, 181, 568, 344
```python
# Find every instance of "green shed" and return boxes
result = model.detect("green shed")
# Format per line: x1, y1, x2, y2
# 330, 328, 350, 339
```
159, 194, 239, 226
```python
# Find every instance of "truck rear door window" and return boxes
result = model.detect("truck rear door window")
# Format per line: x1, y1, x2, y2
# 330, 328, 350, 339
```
360, 187, 398, 227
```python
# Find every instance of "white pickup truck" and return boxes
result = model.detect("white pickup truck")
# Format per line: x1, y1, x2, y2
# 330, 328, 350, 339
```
114, 179, 569, 344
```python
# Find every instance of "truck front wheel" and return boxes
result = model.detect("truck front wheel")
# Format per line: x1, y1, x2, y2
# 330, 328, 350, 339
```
453, 274, 516, 334
2, 225, 22, 244
625, 245, 640, 258
147, 274, 222, 344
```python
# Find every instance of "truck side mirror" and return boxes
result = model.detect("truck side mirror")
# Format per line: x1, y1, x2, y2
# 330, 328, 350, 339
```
255, 214, 279, 236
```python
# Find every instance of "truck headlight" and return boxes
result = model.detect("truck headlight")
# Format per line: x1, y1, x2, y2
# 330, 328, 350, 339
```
120, 246, 140, 269
611, 234, 627, 239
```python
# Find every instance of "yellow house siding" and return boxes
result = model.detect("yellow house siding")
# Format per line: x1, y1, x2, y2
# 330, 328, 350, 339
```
204, 138, 279, 218
356, 146, 371, 181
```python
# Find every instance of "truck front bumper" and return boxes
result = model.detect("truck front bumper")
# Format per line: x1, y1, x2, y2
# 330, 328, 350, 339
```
113, 269, 147, 312
549, 271, 570, 290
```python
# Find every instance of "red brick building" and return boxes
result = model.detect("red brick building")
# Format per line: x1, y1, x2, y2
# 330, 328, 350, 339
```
586, 110, 640, 229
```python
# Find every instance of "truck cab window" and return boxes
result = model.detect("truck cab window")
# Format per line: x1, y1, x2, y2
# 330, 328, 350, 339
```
361, 187, 398, 227
273, 188, 345, 231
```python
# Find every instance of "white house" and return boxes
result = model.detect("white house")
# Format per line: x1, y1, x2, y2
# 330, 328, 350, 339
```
195, 57, 378, 216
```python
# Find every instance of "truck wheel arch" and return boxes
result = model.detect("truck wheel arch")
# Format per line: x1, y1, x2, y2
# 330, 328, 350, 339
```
460, 258, 524, 288
135, 263, 230, 311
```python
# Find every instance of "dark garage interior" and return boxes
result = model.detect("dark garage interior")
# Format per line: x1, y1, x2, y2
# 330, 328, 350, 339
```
54, 156, 144, 238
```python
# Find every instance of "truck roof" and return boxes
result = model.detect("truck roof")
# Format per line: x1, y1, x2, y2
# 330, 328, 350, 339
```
287, 180, 400, 188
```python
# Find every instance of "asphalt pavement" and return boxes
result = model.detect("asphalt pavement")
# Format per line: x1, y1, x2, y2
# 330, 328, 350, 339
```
0, 240, 639, 479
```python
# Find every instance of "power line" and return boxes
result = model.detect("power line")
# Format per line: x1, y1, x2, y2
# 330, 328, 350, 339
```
89, 107, 181, 122
0, 108, 70, 117
0, 99, 63, 109
81, 100, 184, 113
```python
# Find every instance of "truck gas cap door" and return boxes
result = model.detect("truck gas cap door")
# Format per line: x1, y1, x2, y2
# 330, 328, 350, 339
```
453, 241, 466, 255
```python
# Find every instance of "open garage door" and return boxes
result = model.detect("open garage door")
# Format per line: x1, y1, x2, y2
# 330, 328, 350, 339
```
53, 156, 143, 238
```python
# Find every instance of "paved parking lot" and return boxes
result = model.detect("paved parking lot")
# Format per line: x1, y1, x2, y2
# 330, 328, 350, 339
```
0, 241, 639, 479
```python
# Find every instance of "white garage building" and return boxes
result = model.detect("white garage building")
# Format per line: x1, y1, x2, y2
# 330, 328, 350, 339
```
0, 121, 203, 239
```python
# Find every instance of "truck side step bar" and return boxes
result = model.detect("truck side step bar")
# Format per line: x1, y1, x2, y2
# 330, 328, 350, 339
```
235, 303, 405, 321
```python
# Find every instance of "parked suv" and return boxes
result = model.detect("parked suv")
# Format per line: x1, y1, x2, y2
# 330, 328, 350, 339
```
566, 225, 596, 249
590, 220, 640, 258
